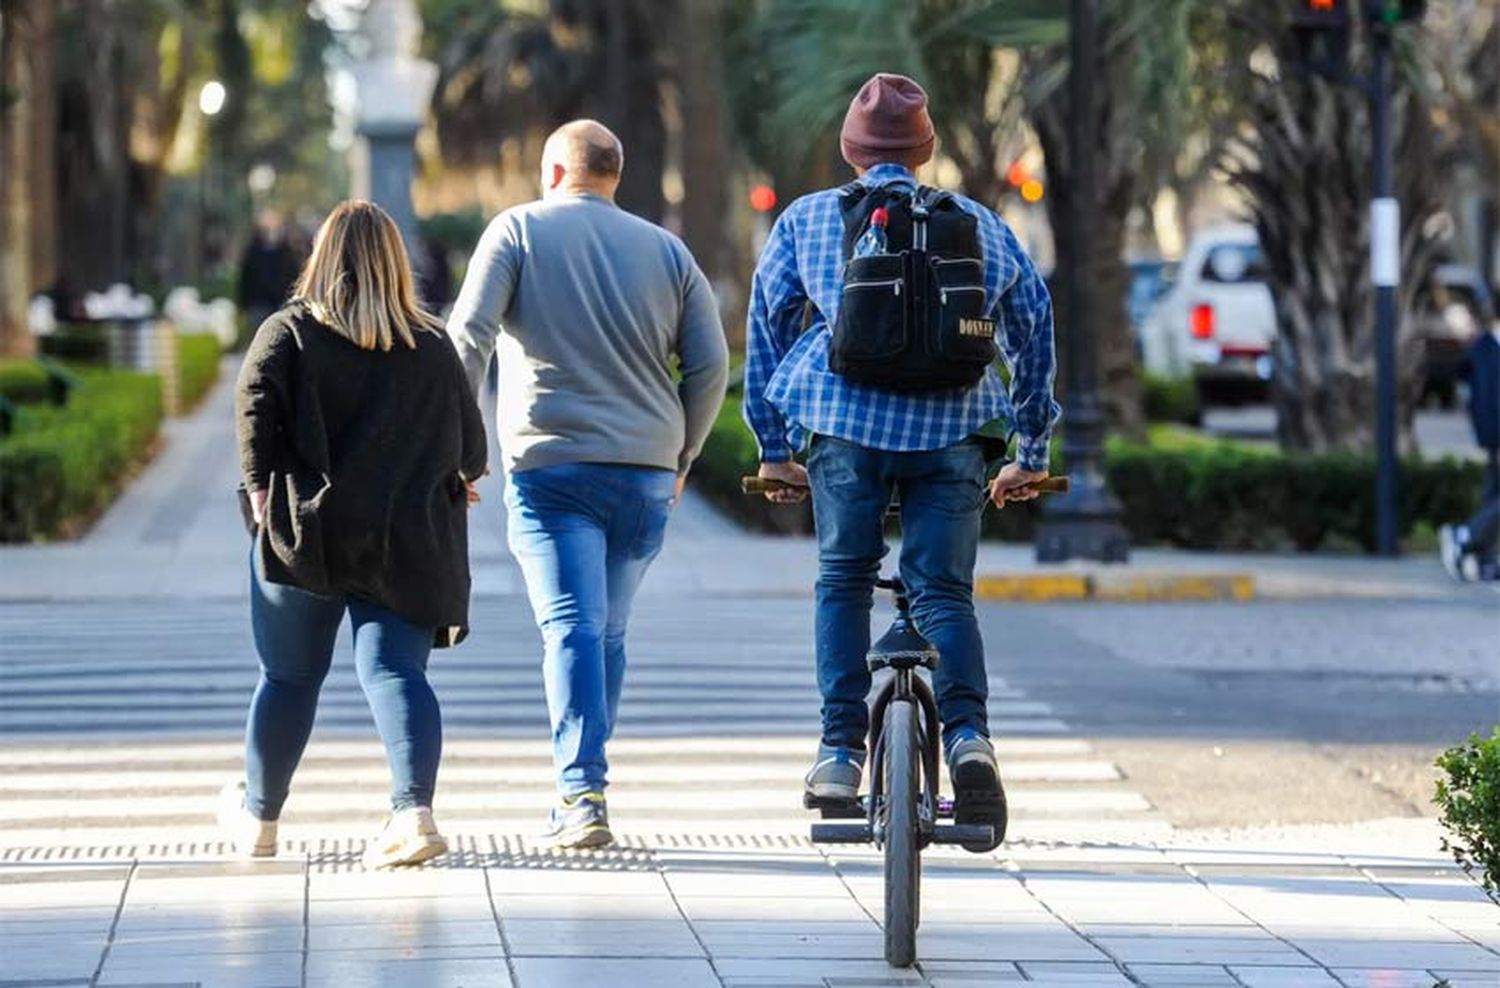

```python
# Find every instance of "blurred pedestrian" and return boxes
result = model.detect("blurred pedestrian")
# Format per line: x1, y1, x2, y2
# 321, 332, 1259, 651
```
1440, 319, 1500, 582
417, 235, 455, 314
226, 200, 488, 867
447, 120, 729, 849
238, 209, 301, 331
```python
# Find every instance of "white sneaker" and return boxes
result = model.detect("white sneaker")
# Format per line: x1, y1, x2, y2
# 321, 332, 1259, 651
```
1440, 524, 1468, 581
217, 781, 278, 858
362, 806, 449, 869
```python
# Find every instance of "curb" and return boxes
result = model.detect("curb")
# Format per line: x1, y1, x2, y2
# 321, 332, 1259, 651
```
975, 572, 1255, 602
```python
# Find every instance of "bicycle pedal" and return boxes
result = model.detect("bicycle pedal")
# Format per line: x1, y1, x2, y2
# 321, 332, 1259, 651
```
803, 792, 865, 819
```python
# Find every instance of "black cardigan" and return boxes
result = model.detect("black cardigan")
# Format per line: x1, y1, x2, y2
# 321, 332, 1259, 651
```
235, 302, 488, 645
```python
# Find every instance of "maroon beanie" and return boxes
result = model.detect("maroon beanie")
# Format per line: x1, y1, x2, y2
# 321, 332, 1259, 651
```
839, 73, 936, 170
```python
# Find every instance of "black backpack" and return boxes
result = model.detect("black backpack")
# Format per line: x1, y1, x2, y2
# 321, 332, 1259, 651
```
828, 183, 997, 392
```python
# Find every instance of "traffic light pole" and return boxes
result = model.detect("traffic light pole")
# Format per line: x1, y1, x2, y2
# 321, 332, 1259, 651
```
1369, 16, 1400, 556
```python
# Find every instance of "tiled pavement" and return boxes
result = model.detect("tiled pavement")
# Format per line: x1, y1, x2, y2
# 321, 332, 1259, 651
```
4, 840, 1498, 987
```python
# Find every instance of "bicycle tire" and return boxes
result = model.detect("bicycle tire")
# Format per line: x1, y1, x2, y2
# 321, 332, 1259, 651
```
882, 699, 920, 967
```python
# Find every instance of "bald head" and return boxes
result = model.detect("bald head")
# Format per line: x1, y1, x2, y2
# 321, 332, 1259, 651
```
541, 120, 624, 199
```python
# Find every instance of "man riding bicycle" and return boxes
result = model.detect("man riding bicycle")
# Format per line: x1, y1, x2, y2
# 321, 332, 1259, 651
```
742, 73, 1060, 851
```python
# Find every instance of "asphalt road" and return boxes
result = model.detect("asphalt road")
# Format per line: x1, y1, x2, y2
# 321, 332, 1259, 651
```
980, 597, 1500, 830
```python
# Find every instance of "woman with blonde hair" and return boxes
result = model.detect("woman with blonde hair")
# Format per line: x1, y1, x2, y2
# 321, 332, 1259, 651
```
224, 200, 487, 868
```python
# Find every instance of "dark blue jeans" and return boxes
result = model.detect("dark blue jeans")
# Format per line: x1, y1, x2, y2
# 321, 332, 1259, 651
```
505, 463, 676, 796
245, 555, 440, 820
808, 435, 990, 752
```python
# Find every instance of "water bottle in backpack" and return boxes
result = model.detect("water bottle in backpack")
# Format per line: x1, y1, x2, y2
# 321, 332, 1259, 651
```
853, 207, 890, 258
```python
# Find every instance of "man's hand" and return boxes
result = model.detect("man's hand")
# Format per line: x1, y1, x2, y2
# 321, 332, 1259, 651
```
989, 463, 1049, 508
758, 460, 809, 504
674, 473, 687, 502
465, 481, 481, 506
250, 488, 268, 526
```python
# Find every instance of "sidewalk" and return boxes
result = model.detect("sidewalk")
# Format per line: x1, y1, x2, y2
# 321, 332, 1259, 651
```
5, 823, 1497, 987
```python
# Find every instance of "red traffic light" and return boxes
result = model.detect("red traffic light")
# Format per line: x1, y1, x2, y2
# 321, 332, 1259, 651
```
749, 185, 777, 213
1292, 0, 1348, 29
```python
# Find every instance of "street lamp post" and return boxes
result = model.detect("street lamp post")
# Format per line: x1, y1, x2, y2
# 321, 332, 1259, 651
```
196, 80, 226, 285
1034, 0, 1130, 564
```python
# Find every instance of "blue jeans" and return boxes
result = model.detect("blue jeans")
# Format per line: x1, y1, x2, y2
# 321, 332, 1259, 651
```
808, 435, 990, 753
245, 555, 440, 820
505, 463, 676, 796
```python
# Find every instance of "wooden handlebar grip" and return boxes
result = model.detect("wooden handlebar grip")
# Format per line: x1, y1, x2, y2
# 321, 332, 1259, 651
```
741, 477, 810, 495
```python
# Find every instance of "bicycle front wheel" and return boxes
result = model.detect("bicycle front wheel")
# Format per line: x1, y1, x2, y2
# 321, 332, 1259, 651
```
882, 699, 920, 967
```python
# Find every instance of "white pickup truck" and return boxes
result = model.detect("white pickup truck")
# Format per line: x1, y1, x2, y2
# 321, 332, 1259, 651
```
1139, 224, 1277, 402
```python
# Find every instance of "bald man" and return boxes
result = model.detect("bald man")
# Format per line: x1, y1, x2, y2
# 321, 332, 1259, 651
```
448, 120, 729, 849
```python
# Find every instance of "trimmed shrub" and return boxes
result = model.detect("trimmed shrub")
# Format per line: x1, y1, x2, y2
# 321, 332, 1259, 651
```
38, 323, 109, 364
1144, 374, 1201, 425
0, 367, 163, 541
177, 332, 221, 412
1435, 729, 1500, 903
0, 361, 54, 405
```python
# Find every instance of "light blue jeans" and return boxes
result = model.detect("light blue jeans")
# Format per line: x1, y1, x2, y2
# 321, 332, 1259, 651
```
504, 463, 676, 796
807, 435, 990, 754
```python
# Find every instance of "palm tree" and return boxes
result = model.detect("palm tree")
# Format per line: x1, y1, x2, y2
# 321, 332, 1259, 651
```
1, 0, 45, 358
1223, 7, 1450, 453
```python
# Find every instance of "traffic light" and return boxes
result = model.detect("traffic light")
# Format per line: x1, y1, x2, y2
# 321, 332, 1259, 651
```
1291, 0, 1348, 31
1291, 0, 1351, 76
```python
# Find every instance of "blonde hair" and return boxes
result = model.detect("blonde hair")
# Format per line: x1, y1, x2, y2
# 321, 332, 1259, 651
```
293, 200, 443, 351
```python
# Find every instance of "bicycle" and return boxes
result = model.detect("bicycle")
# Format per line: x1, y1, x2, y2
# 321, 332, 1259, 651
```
742, 472, 1070, 967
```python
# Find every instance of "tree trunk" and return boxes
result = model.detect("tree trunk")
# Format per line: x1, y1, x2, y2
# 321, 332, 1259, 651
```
1, 0, 37, 358
1026, 41, 1146, 439
57, 0, 129, 290
1229, 18, 1444, 454
25, 0, 56, 298
678, 0, 727, 280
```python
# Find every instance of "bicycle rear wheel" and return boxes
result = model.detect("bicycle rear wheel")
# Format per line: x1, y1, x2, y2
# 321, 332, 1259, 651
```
882, 699, 920, 967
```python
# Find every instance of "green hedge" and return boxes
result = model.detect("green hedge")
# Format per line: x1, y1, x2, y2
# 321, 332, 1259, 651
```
693, 402, 1483, 553
1143, 374, 1201, 425
0, 361, 54, 405
0, 367, 163, 542
38, 323, 109, 364
177, 333, 220, 412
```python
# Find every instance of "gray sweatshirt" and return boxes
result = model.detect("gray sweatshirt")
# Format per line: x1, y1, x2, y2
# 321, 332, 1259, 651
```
446, 193, 729, 475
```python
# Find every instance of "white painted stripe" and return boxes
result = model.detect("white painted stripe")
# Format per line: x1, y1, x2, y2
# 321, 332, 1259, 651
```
0, 785, 1150, 824
0, 758, 1121, 793
0, 736, 1092, 766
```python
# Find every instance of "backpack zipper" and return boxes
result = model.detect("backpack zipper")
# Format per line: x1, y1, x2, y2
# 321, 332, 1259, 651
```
846, 278, 902, 296
940, 286, 983, 305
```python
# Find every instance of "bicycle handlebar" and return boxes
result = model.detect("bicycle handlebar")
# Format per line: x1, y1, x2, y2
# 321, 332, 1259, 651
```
741, 475, 1071, 496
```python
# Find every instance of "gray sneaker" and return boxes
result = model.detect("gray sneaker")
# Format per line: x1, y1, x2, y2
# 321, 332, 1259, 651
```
804, 744, 865, 804
541, 791, 613, 850
948, 734, 1007, 852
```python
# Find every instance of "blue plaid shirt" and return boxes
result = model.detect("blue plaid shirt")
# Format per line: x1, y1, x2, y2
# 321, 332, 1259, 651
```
743, 164, 1060, 470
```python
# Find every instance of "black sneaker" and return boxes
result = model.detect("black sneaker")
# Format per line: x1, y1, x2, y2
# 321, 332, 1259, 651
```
540, 791, 613, 850
948, 734, 1007, 852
